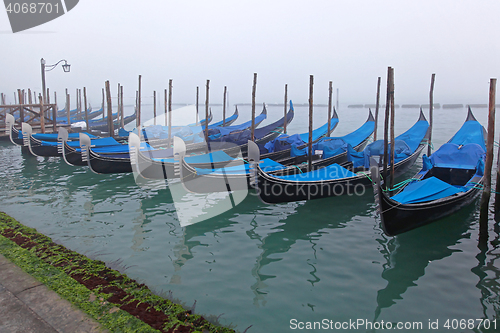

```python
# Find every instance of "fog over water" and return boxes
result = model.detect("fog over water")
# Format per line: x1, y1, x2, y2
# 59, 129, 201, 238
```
1, 1, 499, 110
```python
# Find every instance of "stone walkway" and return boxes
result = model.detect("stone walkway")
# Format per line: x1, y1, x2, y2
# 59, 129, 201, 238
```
0, 253, 105, 333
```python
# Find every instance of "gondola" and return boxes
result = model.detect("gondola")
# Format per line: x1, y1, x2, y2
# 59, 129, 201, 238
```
131, 106, 294, 179
373, 108, 486, 236
79, 134, 135, 174
5, 114, 96, 147
178, 110, 374, 194
20, 123, 105, 157
64, 109, 233, 166
253, 111, 430, 204
58, 127, 125, 166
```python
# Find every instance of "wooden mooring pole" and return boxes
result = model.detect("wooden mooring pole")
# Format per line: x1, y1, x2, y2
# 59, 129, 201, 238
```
168, 79, 173, 145
105, 81, 114, 137
84, 87, 89, 131
389, 68, 395, 191
102, 88, 105, 120
223, 86, 227, 126
164, 89, 168, 127
479, 78, 496, 242
308, 75, 314, 171
120, 86, 124, 130
153, 90, 157, 126
137, 75, 142, 127
251, 73, 257, 142
382, 67, 392, 187
284, 84, 288, 134
17, 89, 24, 122
38, 94, 45, 133
66, 89, 70, 125
373, 77, 381, 141
205, 80, 210, 150
117, 84, 121, 126
328, 81, 333, 136
196, 87, 199, 124
428, 73, 436, 156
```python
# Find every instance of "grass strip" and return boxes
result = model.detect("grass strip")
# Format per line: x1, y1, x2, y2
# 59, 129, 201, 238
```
0, 211, 236, 333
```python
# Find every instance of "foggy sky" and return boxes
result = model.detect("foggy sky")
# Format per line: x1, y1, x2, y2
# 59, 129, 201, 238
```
1, 0, 499, 108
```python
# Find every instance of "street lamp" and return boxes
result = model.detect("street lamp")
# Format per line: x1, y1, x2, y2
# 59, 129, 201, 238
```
40, 58, 71, 104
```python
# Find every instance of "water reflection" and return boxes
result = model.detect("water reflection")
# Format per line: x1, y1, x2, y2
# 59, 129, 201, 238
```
248, 194, 374, 306
374, 205, 476, 321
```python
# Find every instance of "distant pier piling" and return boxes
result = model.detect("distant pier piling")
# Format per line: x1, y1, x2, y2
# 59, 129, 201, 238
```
479, 78, 496, 244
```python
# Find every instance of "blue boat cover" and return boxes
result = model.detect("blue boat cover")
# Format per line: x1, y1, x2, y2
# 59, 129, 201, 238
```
91, 141, 153, 154
20, 132, 97, 140
391, 176, 467, 204
264, 117, 339, 153
41, 136, 119, 147
207, 111, 267, 139
314, 120, 375, 158
273, 163, 356, 181
184, 150, 236, 164
208, 110, 293, 146
449, 119, 486, 150
347, 119, 429, 168
430, 143, 486, 169
194, 158, 285, 175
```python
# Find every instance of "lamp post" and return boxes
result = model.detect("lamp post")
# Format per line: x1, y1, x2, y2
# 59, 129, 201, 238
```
40, 58, 70, 105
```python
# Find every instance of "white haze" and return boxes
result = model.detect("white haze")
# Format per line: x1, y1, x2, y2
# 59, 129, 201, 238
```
1, 0, 499, 108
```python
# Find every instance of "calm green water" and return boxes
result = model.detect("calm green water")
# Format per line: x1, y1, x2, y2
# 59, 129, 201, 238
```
1, 105, 499, 332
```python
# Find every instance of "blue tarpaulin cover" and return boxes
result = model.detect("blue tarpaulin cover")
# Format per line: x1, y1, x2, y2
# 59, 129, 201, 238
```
194, 158, 285, 175
448, 120, 486, 150
347, 119, 429, 168
430, 143, 486, 169
391, 176, 467, 204
20, 132, 98, 140
41, 136, 119, 147
207, 111, 267, 139
263, 117, 339, 153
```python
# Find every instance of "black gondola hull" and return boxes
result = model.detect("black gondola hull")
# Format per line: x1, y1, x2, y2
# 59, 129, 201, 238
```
377, 178, 483, 236
256, 144, 425, 204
